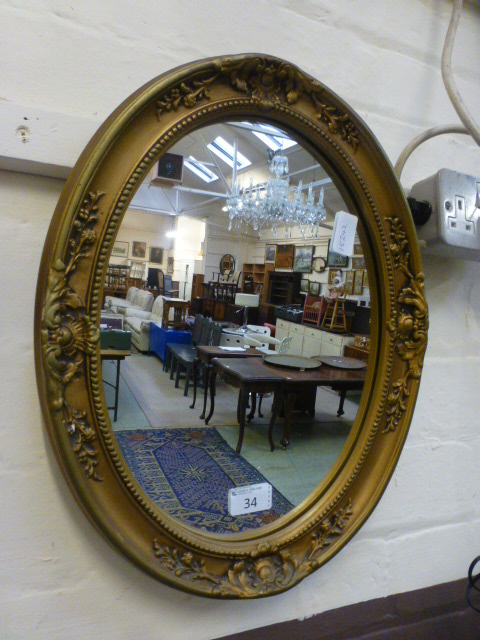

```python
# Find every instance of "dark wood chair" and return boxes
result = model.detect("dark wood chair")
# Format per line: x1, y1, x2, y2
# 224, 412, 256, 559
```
166, 314, 205, 375
169, 318, 222, 405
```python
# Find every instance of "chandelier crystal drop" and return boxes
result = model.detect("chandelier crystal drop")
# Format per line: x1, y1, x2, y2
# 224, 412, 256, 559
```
226, 153, 327, 237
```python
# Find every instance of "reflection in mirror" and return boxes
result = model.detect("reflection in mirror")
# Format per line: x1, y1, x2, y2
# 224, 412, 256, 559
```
100, 121, 370, 535
220, 254, 235, 274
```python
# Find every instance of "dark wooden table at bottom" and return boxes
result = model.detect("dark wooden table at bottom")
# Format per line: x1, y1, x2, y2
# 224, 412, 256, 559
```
195, 345, 265, 421
210, 356, 366, 453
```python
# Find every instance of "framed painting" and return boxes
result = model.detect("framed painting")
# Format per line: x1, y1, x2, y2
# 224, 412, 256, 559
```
275, 244, 295, 269
354, 242, 363, 255
293, 245, 314, 273
326, 240, 348, 267
111, 241, 129, 258
300, 278, 309, 293
353, 269, 364, 294
150, 247, 164, 264
132, 241, 147, 259
345, 270, 355, 295
309, 281, 320, 296
167, 256, 174, 274
264, 244, 277, 264
352, 255, 366, 269
328, 268, 342, 284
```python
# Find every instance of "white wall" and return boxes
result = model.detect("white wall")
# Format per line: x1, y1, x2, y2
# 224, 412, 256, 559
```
111, 209, 174, 276
245, 228, 371, 303
174, 217, 206, 299
1, 2, 479, 639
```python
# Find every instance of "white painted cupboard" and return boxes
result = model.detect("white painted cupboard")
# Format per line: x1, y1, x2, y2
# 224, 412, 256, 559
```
275, 319, 355, 357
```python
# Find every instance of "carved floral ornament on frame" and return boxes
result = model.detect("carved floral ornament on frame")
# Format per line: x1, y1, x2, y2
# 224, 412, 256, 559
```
35, 54, 427, 598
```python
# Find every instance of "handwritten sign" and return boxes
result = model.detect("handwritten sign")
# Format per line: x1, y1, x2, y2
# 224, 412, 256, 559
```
331, 210, 358, 256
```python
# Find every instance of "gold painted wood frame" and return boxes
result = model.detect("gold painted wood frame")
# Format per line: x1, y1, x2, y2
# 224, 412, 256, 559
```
35, 54, 428, 598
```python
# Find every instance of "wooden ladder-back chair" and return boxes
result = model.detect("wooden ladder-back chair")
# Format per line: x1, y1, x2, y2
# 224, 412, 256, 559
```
302, 294, 327, 327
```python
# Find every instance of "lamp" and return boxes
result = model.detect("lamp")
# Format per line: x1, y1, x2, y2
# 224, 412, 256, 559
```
234, 293, 260, 328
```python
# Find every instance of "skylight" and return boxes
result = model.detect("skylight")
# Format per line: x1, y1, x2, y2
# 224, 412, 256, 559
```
250, 123, 297, 152
183, 156, 218, 183
207, 136, 251, 170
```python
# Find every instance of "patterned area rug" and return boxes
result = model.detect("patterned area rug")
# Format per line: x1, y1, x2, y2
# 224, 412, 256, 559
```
115, 427, 294, 534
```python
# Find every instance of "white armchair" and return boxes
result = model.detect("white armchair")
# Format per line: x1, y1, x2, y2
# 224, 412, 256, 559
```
243, 333, 293, 354
105, 286, 154, 315
123, 296, 177, 352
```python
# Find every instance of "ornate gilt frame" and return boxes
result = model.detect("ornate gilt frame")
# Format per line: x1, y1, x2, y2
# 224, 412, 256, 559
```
35, 54, 428, 598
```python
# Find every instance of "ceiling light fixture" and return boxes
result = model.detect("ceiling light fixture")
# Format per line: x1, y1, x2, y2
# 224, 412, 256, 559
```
225, 153, 326, 237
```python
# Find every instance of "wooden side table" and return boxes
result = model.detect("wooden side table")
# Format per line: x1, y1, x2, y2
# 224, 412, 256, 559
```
162, 297, 189, 330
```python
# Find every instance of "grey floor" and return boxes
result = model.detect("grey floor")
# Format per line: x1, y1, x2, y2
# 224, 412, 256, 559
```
102, 352, 360, 507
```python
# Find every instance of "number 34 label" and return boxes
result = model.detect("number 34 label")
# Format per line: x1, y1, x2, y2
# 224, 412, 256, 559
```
228, 483, 272, 516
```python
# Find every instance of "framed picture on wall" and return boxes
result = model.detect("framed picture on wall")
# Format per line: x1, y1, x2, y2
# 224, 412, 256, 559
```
326, 240, 348, 267
352, 255, 366, 269
264, 244, 277, 264
293, 245, 314, 273
345, 270, 355, 295
111, 241, 129, 258
167, 257, 174, 274
132, 241, 147, 259
353, 269, 364, 294
300, 278, 309, 293
354, 242, 363, 255
328, 268, 342, 284
309, 281, 320, 296
150, 247, 164, 264
275, 244, 295, 269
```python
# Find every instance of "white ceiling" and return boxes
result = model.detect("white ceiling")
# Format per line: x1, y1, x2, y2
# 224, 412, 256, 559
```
129, 120, 348, 231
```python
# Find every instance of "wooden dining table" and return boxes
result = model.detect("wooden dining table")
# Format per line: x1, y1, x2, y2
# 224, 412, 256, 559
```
209, 356, 366, 453
195, 345, 265, 420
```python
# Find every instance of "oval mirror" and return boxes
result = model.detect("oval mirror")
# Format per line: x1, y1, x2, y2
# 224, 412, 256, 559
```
35, 54, 428, 598
220, 254, 235, 274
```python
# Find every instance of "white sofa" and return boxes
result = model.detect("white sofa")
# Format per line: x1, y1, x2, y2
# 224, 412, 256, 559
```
123, 295, 176, 352
105, 287, 154, 315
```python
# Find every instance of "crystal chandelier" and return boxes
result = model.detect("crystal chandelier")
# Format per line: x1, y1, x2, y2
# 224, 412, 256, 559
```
226, 154, 327, 237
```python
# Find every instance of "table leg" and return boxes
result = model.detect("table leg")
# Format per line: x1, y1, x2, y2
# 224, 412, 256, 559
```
190, 360, 198, 409
199, 364, 210, 420
205, 369, 216, 425
280, 390, 297, 449
258, 394, 264, 418
235, 386, 249, 454
268, 390, 282, 451
246, 392, 256, 422
113, 359, 121, 422
337, 390, 346, 417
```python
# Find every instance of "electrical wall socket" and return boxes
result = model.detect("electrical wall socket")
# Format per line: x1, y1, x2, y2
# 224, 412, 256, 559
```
409, 169, 480, 261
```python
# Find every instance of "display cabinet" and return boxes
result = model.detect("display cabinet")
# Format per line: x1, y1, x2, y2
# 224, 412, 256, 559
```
267, 272, 302, 306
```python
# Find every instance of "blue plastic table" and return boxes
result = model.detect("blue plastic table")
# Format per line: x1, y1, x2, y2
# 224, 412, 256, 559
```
149, 322, 190, 370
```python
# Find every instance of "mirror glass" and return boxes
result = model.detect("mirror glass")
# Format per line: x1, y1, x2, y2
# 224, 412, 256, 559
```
100, 121, 370, 535
220, 254, 235, 274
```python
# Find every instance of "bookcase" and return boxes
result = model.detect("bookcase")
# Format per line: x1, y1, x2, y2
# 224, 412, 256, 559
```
267, 272, 302, 306
241, 263, 274, 303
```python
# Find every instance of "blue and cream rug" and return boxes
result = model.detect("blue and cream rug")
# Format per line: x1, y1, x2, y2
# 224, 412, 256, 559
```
115, 427, 294, 534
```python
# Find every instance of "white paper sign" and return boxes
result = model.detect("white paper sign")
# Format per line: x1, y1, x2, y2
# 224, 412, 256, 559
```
228, 483, 272, 516
331, 210, 358, 256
